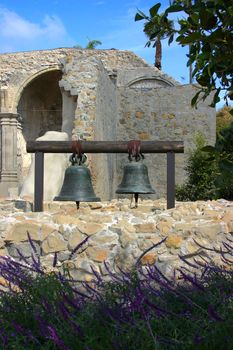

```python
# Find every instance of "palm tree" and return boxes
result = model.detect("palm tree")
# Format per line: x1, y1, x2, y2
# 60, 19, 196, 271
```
73, 38, 102, 49
143, 14, 174, 70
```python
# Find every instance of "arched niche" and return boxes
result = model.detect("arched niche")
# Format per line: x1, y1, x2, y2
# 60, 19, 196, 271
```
128, 77, 174, 89
17, 69, 63, 187
17, 69, 62, 140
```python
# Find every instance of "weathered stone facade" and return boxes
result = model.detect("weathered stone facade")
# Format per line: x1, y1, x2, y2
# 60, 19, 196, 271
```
0, 48, 216, 199
0, 199, 232, 281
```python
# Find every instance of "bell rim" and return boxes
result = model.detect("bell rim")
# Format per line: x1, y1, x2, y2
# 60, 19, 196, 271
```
116, 189, 155, 194
54, 196, 101, 202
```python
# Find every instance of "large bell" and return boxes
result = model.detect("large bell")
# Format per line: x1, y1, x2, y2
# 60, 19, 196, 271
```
54, 154, 100, 209
116, 160, 155, 206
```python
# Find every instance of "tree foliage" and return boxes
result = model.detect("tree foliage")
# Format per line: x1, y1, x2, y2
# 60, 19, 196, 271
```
73, 38, 102, 49
216, 106, 233, 134
135, 0, 233, 109
176, 133, 217, 201
140, 10, 174, 69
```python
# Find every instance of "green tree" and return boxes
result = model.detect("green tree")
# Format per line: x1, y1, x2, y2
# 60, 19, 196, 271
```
216, 106, 233, 134
135, 0, 233, 108
176, 133, 217, 201
136, 7, 174, 70
73, 38, 102, 49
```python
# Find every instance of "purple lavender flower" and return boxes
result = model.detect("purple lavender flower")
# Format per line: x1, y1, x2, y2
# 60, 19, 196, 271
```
208, 304, 224, 322
53, 251, 58, 267
69, 236, 89, 259
47, 325, 70, 350
27, 231, 37, 253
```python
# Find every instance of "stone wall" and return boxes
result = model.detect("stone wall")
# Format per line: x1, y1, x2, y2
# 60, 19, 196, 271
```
0, 199, 232, 281
0, 48, 149, 113
0, 48, 216, 200
116, 84, 216, 198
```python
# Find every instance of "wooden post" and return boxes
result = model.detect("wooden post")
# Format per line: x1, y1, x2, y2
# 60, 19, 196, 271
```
34, 152, 44, 212
167, 152, 175, 209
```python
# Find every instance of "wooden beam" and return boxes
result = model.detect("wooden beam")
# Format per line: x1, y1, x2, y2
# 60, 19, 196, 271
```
27, 140, 184, 154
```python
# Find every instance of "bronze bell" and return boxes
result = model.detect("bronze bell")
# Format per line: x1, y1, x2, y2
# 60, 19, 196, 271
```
54, 153, 100, 209
116, 157, 155, 207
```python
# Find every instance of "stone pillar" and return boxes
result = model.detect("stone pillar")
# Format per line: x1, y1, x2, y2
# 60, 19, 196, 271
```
0, 113, 18, 197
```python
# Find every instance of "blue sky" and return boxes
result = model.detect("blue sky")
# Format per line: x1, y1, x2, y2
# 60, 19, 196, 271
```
0, 0, 229, 109
0, 0, 190, 83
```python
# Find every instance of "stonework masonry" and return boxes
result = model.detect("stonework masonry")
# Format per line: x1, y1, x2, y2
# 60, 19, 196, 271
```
0, 199, 232, 282
0, 48, 216, 199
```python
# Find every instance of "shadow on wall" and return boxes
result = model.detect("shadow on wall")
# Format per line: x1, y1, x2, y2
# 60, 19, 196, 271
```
17, 70, 63, 188
19, 131, 69, 201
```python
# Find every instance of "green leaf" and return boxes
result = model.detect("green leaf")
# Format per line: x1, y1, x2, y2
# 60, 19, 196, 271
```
218, 159, 233, 174
149, 3, 161, 17
178, 32, 203, 45
191, 90, 202, 107
135, 12, 145, 21
168, 33, 174, 45
165, 4, 183, 13
201, 145, 217, 153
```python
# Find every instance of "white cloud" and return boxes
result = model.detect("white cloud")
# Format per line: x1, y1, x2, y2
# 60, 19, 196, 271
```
0, 7, 40, 39
42, 15, 67, 39
0, 7, 66, 40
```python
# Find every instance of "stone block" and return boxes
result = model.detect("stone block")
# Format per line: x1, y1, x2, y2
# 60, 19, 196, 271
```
7, 241, 40, 258
4, 220, 54, 242
165, 235, 183, 249
42, 232, 67, 254
68, 231, 87, 250
137, 131, 151, 140
156, 220, 173, 235
87, 247, 110, 262
53, 215, 82, 226
140, 253, 157, 265
77, 222, 105, 236
89, 230, 119, 246
134, 223, 156, 233
135, 111, 144, 119
195, 223, 223, 240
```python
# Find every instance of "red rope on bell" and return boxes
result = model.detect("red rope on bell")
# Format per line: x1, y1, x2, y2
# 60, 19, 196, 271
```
127, 140, 141, 159
71, 140, 83, 157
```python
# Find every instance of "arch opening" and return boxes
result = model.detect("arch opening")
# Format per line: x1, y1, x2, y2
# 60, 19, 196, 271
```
17, 70, 62, 139
17, 70, 63, 187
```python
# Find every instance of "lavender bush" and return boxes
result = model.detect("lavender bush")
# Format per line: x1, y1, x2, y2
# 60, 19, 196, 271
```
0, 235, 232, 349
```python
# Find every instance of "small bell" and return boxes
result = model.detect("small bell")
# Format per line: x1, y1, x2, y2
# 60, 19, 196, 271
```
54, 153, 100, 209
116, 152, 155, 207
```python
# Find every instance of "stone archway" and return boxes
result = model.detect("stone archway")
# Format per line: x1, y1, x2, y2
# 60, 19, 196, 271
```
17, 70, 63, 187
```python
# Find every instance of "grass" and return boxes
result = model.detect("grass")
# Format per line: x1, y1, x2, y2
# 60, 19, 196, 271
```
0, 236, 232, 349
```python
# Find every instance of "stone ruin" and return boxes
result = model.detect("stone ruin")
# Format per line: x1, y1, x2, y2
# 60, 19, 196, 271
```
0, 48, 216, 201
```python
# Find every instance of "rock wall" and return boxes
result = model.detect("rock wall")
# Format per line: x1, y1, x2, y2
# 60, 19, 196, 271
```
0, 199, 232, 281
116, 84, 216, 198
0, 48, 216, 201
0, 48, 149, 113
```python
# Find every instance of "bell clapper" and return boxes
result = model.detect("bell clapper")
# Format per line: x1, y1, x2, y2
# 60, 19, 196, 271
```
76, 201, 80, 209
134, 193, 139, 208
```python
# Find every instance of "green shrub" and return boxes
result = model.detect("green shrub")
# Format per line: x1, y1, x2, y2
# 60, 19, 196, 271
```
211, 121, 233, 199
1, 238, 233, 349
176, 133, 217, 201
216, 106, 233, 134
